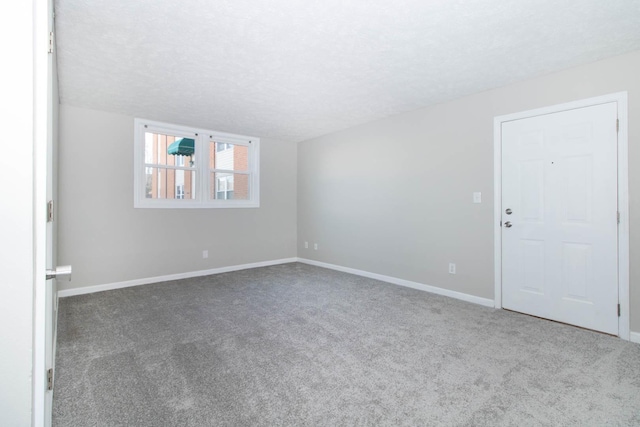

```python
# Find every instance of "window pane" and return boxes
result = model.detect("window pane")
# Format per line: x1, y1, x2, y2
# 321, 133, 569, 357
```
145, 167, 196, 199
145, 132, 196, 167
209, 141, 249, 171
211, 172, 249, 200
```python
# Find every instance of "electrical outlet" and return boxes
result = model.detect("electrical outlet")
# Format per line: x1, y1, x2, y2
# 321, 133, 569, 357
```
202, 250, 208, 259
314, 243, 318, 250
449, 263, 456, 274
304, 241, 309, 249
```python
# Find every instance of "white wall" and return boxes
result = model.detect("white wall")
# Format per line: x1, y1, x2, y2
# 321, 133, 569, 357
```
57, 106, 297, 291
298, 50, 640, 332
0, 1, 35, 425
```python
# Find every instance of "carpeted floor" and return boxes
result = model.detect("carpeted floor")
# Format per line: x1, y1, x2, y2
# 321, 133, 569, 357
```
53, 262, 640, 426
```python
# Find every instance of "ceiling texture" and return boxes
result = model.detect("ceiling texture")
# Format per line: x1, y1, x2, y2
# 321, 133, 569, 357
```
55, 0, 640, 142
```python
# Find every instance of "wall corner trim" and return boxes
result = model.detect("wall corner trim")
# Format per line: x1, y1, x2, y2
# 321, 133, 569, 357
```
57, 258, 298, 297
297, 258, 495, 308
630, 332, 640, 345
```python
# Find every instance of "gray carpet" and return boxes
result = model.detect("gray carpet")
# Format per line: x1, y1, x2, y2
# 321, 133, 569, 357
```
53, 262, 640, 426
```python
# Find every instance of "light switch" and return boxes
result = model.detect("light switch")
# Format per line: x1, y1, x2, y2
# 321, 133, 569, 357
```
473, 192, 482, 203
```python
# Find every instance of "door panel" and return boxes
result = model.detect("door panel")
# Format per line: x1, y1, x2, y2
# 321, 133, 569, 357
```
561, 242, 590, 301
502, 102, 618, 335
519, 160, 544, 221
520, 239, 545, 294
45, 0, 56, 424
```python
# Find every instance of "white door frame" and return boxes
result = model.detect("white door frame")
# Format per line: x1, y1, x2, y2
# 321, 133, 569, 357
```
33, 0, 52, 424
493, 92, 629, 340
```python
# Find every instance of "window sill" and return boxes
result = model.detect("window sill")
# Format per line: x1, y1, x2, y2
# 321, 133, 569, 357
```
134, 200, 260, 209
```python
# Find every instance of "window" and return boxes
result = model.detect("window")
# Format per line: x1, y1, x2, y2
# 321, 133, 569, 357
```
216, 142, 232, 152
176, 184, 185, 199
216, 175, 234, 200
134, 119, 260, 208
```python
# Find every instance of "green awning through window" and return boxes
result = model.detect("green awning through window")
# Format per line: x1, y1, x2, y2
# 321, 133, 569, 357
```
167, 138, 195, 156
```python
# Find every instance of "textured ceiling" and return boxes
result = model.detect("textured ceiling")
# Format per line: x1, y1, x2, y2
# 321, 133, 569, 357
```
55, 0, 640, 142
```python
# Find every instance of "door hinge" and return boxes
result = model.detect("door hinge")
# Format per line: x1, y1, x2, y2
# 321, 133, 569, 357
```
47, 368, 53, 391
617, 211, 620, 224
616, 118, 619, 133
47, 200, 54, 222
48, 32, 54, 54
617, 304, 621, 317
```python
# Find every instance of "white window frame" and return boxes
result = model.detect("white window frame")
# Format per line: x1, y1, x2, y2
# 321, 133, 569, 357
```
134, 118, 260, 208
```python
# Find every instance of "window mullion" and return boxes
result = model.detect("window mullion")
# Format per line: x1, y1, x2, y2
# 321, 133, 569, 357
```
198, 134, 207, 203
211, 169, 249, 174
143, 164, 195, 171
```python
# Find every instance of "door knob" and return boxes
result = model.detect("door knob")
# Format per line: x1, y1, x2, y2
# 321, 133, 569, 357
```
46, 265, 72, 281
505, 208, 512, 215
504, 221, 512, 228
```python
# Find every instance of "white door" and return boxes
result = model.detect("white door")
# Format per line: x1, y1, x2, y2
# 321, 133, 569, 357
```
35, 0, 68, 425
44, 0, 56, 419
501, 102, 619, 335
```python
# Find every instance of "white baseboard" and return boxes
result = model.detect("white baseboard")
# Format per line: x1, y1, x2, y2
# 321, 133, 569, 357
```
630, 331, 640, 344
297, 258, 495, 308
58, 258, 298, 298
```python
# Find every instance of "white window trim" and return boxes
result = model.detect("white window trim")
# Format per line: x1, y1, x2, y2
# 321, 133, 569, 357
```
134, 118, 260, 208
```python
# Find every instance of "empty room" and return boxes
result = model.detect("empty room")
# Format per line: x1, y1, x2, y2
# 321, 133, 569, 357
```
3, 0, 640, 426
